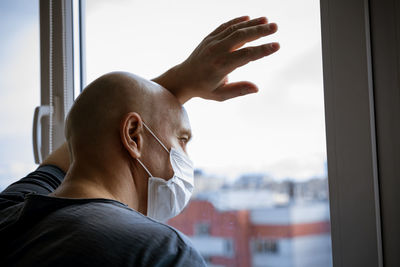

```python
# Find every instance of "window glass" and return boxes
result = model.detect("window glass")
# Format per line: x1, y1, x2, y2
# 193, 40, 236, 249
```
86, 1, 332, 266
0, 0, 39, 190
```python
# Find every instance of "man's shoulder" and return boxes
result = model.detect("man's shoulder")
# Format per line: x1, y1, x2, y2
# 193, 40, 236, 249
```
1, 196, 207, 267
86, 202, 192, 246
48, 197, 190, 246
55, 199, 206, 266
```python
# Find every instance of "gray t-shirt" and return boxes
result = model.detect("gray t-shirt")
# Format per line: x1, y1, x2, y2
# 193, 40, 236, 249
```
0, 165, 206, 267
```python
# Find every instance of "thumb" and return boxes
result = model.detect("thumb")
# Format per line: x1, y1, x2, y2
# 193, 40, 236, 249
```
212, 81, 259, 102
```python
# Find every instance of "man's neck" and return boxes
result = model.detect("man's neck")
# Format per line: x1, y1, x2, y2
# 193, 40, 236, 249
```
50, 161, 140, 212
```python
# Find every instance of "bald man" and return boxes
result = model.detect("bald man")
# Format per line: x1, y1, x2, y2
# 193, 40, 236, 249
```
0, 16, 279, 266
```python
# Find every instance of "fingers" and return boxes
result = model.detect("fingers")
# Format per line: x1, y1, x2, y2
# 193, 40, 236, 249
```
218, 23, 278, 52
215, 17, 268, 41
212, 81, 259, 102
225, 42, 280, 71
208, 16, 250, 36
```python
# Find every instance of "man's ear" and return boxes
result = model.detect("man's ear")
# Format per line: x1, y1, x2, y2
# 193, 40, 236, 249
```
120, 112, 143, 159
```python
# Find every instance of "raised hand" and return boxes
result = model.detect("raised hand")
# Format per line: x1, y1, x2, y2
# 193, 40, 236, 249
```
153, 16, 279, 104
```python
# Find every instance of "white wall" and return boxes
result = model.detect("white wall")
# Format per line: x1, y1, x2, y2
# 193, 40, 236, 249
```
252, 234, 332, 267
251, 202, 330, 225
190, 236, 233, 258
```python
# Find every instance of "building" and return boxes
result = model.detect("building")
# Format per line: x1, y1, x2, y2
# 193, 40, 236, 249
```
168, 198, 332, 267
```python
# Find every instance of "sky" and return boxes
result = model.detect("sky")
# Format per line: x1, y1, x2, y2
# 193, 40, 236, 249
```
0, 0, 327, 189
0, 0, 40, 189
85, 0, 327, 181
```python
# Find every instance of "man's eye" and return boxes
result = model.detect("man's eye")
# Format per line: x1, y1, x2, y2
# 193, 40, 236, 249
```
179, 137, 189, 143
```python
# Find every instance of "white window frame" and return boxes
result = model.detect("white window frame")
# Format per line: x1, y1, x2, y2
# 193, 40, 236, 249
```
34, 0, 84, 162
36, 0, 400, 266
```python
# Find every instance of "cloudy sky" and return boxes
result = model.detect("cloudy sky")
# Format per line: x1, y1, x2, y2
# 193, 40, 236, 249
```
85, 0, 327, 181
0, 0, 39, 189
0, 0, 326, 189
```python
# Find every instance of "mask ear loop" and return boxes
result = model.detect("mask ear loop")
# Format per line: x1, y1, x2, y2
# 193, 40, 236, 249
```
137, 158, 153, 177
136, 120, 170, 177
142, 121, 170, 153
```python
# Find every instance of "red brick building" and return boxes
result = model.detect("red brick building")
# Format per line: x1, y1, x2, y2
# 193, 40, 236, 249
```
168, 200, 332, 267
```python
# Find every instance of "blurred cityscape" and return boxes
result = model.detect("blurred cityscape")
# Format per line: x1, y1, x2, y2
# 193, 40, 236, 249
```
168, 169, 332, 267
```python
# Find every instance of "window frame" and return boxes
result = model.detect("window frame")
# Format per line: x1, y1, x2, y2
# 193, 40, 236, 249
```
320, 0, 383, 266
38, 0, 400, 266
320, 0, 399, 266
368, 0, 400, 266
36, 0, 84, 162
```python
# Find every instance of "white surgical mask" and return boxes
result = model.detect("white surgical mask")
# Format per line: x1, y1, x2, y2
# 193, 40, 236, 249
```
136, 121, 194, 222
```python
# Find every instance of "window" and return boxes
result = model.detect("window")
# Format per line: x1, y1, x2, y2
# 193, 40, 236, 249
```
224, 239, 234, 256
1, 0, 393, 266
253, 239, 279, 254
85, 0, 332, 266
195, 222, 211, 236
0, 0, 40, 190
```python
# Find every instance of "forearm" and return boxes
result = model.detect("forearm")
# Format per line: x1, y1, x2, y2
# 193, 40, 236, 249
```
152, 63, 192, 105
40, 142, 71, 173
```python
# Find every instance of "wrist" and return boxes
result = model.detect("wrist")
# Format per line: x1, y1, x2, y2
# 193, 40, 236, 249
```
152, 63, 193, 104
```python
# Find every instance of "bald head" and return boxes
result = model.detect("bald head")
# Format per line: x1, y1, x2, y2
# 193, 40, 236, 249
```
65, 72, 187, 162
54, 72, 192, 212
